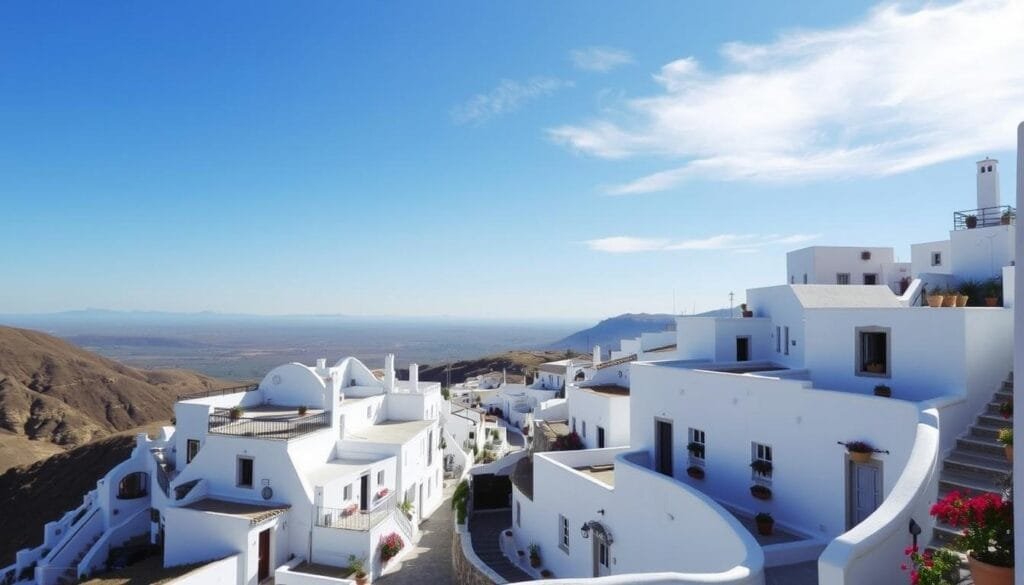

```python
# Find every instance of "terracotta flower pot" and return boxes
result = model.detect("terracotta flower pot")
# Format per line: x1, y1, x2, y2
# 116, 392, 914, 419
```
968, 554, 1014, 585
1004, 444, 1013, 462
942, 295, 957, 307
956, 295, 968, 307
927, 295, 944, 308
756, 520, 774, 536
985, 297, 1000, 307
355, 573, 368, 585
849, 451, 872, 464
530, 556, 541, 568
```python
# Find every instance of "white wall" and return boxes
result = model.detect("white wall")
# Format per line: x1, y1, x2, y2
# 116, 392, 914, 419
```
787, 247, 897, 288
567, 386, 630, 449
629, 364, 920, 539
950, 224, 1015, 281
168, 554, 241, 585
261, 363, 328, 409
911, 240, 952, 277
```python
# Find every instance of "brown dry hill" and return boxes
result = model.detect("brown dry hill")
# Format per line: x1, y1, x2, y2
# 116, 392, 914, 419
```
406, 350, 584, 386
0, 326, 228, 472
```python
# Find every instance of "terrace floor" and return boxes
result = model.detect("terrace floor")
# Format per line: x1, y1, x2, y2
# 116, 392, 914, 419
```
574, 464, 615, 487
724, 507, 804, 546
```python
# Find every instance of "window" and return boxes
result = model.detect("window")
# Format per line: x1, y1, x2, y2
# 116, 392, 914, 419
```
344, 484, 353, 501
988, 165, 993, 172
775, 326, 781, 353
931, 252, 942, 266
803, 273, 808, 284
377, 470, 385, 485
558, 514, 570, 552
857, 327, 890, 377
837, 273, 851, 285
571, 417, 576, 433
790, 275, 795, 284
688, 428, 706, 464
582, 421, 587, 438
516, 501, 522, 527
783, 326, 790, 356
468, 431, 475, 439
863, 273, 878, 285
752, 442, 773, 482
186, 439, 200, 464
237, 457, 254, 488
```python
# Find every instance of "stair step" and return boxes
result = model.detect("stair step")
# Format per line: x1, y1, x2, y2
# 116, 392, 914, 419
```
944, 451, 1012, 475
977, 413, 1013, 428
956, 436, 1005, 457
939, 469, 1007, 496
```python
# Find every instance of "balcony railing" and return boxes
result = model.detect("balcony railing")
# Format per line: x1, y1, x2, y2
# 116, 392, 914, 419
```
316, 494, 395, 531
208, 409, 330, 441
181, 383, 259, 401
953, 205, 1015, 230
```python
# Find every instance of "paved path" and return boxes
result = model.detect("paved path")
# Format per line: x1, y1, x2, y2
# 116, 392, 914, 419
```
765, 561, 818, 585
468, 509, 531, 583
379, 482, 456, 585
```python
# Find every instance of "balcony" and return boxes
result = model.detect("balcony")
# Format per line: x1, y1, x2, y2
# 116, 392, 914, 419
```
953, 205, 1015, 230
207, 406, 330, 441
316, 493, 396, 531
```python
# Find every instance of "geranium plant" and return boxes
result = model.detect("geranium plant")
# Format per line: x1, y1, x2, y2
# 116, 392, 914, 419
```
845, 441, 874, 453
930, 490, 1013, 567
901, 545, 960, 585
379, 532, 404, 562
1000, 399, 1013, 419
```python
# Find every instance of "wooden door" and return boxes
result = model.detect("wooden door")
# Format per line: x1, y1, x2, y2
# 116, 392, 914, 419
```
257, 529, 270, 582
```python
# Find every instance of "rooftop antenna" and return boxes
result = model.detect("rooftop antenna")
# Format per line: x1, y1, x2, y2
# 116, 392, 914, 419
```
729, 291, 735, 318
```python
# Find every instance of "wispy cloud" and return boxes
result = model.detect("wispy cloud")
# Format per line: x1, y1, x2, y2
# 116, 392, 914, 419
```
586, 233, 820, 254
452, 77, 572, 125
550, 0, 1024, 194
570, 46, 634, 72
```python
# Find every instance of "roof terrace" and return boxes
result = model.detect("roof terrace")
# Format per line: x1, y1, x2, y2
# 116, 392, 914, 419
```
207, 406, 330, 441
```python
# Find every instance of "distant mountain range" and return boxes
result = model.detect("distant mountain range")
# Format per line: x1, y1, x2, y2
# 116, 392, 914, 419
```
546, 309, 734, 354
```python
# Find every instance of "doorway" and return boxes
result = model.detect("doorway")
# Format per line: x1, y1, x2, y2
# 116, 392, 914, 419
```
654, 419, 673, 476
597, 426, 606, 449
736, 336, 750, 362
593, 535, 612, 576
257, 528, 270, 582
360, 474, 370, 511
847, 460, 882, 529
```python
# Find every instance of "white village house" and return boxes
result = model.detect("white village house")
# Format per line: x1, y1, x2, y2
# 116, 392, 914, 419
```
2, 355, 445, 585
505, 157, 1018, 584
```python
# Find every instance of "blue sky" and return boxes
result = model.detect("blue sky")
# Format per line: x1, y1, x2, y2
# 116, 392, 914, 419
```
2, 1, 1022, 320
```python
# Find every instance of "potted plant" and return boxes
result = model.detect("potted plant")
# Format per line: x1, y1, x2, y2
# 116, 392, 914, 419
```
750, 460, 773, 476
379, 532, 404, 564
983, 278, 1001, 307
956, 292, 969, 307
297, 405, 308, 416
965, 214, 978, 228
229, 406, 243, 421
686, 441, 705, 459
686, 465, 705, 480
845, 441, 875, 463
865, 362, 885, 374
740, 303, 753, 318
902, 546, 961, 585
750, 485, 772, 500
930, 490, 1013, 584
997, 428, 1012, 462
1001, 210, 1013, 225
755, 512, 774, 536
540, 569, 554, 578
999, 398, 1012, 419
874, 384, 892, 398
926, 290, 944, 307
348, 555, 368, 585
529, 543, 542, 568
399, 498, 414, 519
941, 289, 958, 307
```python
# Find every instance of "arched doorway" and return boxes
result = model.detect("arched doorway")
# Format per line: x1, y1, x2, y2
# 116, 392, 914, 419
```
117, 472, 149, 499
582, 521, 613, 577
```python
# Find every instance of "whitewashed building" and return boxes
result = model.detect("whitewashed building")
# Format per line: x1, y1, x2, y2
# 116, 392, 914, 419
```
507, 158, 1017, 585
2, 355, 444, 585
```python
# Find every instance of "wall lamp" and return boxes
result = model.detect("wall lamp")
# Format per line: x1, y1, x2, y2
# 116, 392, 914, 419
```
909, 518, 922, 549
580, 523, 591, 539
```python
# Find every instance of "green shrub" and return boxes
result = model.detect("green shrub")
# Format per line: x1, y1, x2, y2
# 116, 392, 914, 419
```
451, 479, 470, 524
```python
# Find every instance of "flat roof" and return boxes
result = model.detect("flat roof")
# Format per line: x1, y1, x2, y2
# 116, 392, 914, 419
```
576, 383, 630, 397
304, 455, 390, 486
575, 464, 615, 487
183, 498, 289, 525
346, 419, 433, 444
790, 285, 902, 308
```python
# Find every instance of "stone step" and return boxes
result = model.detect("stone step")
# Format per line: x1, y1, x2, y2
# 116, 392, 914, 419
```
956, 436, 1005, 458
944, 450, 1012, 476
969, 425, 1003, 441
976, 413, 1012, 429
939, 468, 1007, 496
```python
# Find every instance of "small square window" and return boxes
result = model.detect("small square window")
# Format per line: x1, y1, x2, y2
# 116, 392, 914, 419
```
857, 327, 890, 377
558, 514, 570, 552
803, 273, 808, 284
837, 273, 851, 285
688, 428, 706, 464
186, 439, 200, 464
237, 457, 254, 488
377, 470, 385, 485
931, 252, 942, 266
344, 484, 353, 500
751, 443, 773, 483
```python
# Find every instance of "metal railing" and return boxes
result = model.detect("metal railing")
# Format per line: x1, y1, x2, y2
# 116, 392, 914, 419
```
953, 205, 1015, 230
181, 383, 259, 401
208, 409, 330, 441
595, 353, 636, 370
316, 494, 395, 531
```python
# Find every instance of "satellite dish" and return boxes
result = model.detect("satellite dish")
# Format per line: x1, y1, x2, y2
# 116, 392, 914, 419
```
262, 486, 274, 500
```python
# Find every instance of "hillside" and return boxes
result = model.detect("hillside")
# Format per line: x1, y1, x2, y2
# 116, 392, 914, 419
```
0, 431, 142, 565
545, 313, 677, 354
402, 350, 582, 386
0, 326, 227, 472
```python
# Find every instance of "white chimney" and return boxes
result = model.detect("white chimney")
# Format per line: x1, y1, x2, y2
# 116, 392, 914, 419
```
384, 354, 396, 391
592, 345, 601, 367
977, 158, 1001, 210
316, 358, 327, 372
409, 363, 419, 391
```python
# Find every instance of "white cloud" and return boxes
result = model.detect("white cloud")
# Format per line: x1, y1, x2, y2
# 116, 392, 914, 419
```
452, 77, 572, 125
550, 0, 1024, 194
586, 233, 820, 253
570, 46, 634, 72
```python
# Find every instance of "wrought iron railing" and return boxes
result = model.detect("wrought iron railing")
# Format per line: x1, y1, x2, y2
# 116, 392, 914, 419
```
208, 409, 330, 441
316, 494, 395, 531
953, 205, 1015, 230
181, 383, 259, 401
